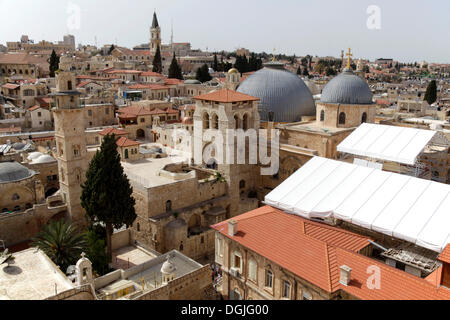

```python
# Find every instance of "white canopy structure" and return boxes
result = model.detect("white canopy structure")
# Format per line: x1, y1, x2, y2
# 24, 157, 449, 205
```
337, 123, 437, 165
265, 157, 450, 253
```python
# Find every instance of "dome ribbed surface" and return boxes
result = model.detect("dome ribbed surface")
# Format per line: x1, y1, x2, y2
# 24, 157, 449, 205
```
321, 69, 373, 105
237, 66, 316, 122
0, 162, 34, 183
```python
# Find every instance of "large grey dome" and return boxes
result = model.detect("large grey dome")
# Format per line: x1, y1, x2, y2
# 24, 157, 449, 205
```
237, 63, 316, 122
0, 162, 34, 183
321, 69, 373, 105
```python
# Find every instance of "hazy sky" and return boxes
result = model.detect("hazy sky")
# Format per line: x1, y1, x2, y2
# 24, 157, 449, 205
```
1, 0, 449, 63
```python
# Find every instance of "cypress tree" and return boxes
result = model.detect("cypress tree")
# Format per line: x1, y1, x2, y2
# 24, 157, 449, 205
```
168, 52, 183, 80
302, 68, 309, 77
296, 67, 302, 75
196, 64, 212, 83
152, 46, 163, 73
424, 80, 437, 105
49, 50, 60, 77
81, 134, 137, 261
213, 53, 219, 72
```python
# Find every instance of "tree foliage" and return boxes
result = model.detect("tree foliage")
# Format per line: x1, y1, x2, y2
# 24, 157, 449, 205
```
85, 225, 110, 276
168, 52, 183, 80
196, 64, 212, 83
49, 50, 60, 78
424, 80, 437, 105
31, 219, 87, 271
81, 134, 137, 261
152, 46, 162, 73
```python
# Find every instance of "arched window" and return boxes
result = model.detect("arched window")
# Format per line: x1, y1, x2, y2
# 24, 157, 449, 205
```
239, 180, 246, 189
166, 200, 172, 212
125, 149, 129, 159
203, 113, 210, 129
320, 110, 325, 122
361, 112, 367, 123
67, 81, 72, 91
137, 223, 140, 232
243, 114, 249, 130
234, 115, 240, 130
265, 269, 273, 288
12, 194, 20, 201
339, 112, 346, 125
212, 114, 219, 129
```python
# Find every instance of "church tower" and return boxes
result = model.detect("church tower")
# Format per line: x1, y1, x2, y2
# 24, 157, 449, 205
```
52, 72, 88, 226
193, 89, 261, 218
150, 11, 161, 56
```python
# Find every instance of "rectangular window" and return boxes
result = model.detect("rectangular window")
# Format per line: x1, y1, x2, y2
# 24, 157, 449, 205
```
265, 270, 273, 288
248, 260, 257, 282
282, 281, 291, 299
234, 255, 241, 270
217, 238, 223, 257
105, 107, 109, 115
88, 110, 92, 116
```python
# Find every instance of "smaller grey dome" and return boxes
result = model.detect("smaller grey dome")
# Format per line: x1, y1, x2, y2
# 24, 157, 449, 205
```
13, 143, 25, 151
161, 257, 176, 274
32, 154, 56, 164
0, 162, 34, 183
321, 69, 373, 105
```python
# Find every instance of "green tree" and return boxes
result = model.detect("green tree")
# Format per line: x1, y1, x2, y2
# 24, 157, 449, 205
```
85, 225, 110, 276
49, 50, 60, 77
326, 66, 337, 76
31, 219, 87, 271
213, 53, 219, 72
168, 52, 183, 80
108, 45, 115, 55
81, 134, 137, 261
302, 68, 309, 77
152, 46, 162, 73
424, 80, 437, 105
195, 64, 212, 83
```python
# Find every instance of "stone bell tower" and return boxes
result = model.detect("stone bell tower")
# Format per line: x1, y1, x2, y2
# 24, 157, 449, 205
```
150, 11, 161, 56
193, 89, 261, 218
51, 72, 87, 226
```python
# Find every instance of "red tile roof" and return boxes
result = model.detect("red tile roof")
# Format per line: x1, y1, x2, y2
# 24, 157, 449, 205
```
116, 137, 141, 147
194, 89, 259, 103
164, 78, 184, 85
128, 84, 168, 90
118, 106, 153, 117
140, 71, 164, 77
212, 206, 450, 300
106, 69, 142, 75
28, 105, 41, 112
1, 83, 20, 90
99, 128, 128, 137
438, 245, 450, 264
32, 136, 54, 142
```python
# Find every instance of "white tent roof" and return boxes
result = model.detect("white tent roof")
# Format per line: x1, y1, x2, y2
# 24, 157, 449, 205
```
265, 157, 450, 253
337, 123, 437, 165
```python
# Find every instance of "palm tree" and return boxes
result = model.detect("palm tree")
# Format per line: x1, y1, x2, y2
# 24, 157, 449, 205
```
31, 220, 87, 271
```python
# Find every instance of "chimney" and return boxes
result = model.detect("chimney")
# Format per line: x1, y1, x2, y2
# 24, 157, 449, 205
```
339, 265, 352, 286
228, 220, 238, 237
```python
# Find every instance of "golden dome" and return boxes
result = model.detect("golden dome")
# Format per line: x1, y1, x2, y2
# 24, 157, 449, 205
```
228, 68, 239, 74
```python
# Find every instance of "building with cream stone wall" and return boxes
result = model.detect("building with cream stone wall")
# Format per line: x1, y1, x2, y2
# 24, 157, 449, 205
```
51, 72, 88, 226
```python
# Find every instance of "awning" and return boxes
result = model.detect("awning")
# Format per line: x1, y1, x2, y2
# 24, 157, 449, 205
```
265, 157, 450, 253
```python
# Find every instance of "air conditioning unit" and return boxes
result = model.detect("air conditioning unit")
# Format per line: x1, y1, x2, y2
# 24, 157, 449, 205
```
230, 267, 240, 278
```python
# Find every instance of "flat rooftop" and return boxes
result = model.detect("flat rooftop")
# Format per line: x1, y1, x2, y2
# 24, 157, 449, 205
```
122, 144, 193, 188
112, 245, 158, 270
0, 248, 73, 300
279, 122, 354, 135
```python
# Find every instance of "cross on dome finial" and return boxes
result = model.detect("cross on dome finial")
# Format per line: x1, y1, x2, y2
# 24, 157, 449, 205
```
81, 252, 86, 259
346, 48, 353, 69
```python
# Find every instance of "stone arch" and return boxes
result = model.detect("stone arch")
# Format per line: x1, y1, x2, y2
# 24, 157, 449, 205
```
137, 129, 145, 139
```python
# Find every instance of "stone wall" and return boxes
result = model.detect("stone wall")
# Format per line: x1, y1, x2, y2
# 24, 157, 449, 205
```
0, 201, 67, 246
136, 265, 212, 300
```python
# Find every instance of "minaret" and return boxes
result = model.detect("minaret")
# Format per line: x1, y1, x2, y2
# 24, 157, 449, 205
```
150, 11, 161, 56
51, 72, 88, 226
